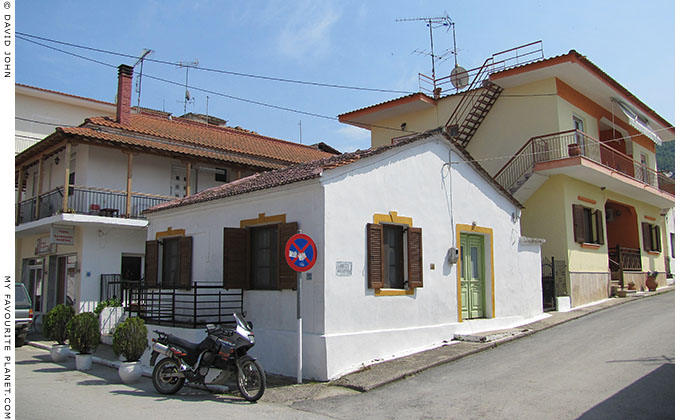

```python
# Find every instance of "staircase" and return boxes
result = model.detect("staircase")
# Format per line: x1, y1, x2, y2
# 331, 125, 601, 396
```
446, 81, 503, 147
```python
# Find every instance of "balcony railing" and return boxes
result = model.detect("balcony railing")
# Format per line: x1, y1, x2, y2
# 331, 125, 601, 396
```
419, 41, 544, 97
16, 185, 174, 225
494, 129, 675, 195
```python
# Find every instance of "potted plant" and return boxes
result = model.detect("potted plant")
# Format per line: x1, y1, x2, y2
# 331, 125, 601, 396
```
112, 317, 148, 383
646, 271, 659, 291
43, 304, 74, 363
67, 312, 101, 371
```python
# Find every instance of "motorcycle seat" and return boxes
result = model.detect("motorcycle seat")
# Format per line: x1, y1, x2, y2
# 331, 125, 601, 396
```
167, 334, 203, 354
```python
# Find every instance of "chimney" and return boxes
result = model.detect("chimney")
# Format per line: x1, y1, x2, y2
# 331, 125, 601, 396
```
116, 64, 134, 125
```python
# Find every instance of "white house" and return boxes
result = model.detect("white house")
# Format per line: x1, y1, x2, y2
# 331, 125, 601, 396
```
143, 129, 544, 381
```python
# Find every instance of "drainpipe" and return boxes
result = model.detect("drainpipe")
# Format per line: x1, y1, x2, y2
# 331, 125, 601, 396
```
125, 152, 133, 217
35, 155, 45, 220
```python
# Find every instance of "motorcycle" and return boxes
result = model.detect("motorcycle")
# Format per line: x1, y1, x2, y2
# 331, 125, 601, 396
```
149, 312, 266, 402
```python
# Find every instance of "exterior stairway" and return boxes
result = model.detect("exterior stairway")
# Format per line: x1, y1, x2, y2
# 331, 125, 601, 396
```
446, 81, 503, 148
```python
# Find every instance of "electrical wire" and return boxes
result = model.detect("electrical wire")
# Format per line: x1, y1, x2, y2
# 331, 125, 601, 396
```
17, 32, 415, 95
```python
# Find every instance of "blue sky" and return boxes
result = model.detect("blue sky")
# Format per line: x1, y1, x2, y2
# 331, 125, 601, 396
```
16, 0, 675, 153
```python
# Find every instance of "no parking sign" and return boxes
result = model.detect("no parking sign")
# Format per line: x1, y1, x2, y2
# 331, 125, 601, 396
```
284, 233, 317, 272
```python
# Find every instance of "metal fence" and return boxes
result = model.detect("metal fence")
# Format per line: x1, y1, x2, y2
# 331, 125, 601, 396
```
126, 283, 244, 328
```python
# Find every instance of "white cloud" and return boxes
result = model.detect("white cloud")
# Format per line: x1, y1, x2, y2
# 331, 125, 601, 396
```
270, 1, 342, 60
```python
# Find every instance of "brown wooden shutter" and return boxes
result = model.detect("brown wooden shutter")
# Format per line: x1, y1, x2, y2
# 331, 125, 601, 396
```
653, 225, 661, 252
407, 227, 423, 289
367, 223, 384, 289
144, 240, 158, 287
278, 222, 299, 289
178, 236, 193, 289
223, 227, 249, 289
641, 222, 651, 251
595, 210, 604, 245
572, 205, 585, 243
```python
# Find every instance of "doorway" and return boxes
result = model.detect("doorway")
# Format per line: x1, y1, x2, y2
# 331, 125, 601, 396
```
459, 233, 486, 320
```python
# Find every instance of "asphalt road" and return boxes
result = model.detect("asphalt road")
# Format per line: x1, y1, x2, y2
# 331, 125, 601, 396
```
15, 292, 674, 419
293, 292, 675, 420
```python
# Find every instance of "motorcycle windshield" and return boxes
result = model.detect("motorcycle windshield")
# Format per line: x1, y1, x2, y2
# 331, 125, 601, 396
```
234, 313, 251, 332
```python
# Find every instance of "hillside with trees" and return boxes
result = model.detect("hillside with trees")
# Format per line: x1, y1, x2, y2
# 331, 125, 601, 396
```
656, 141, 675, 178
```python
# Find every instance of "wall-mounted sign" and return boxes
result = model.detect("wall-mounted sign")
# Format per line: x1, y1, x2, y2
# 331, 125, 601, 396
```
336, 261, 352, 277
35, 236, 57, 256
50, 226, 75, 245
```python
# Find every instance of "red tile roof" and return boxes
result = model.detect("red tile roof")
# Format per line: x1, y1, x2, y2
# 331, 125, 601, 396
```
145, 128, 522, 214
16, 112, 334, 168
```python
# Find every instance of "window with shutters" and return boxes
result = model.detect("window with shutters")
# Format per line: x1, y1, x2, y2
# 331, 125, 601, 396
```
367, 212, 423, 295
641, 222, 662, 253
572, 204, 604, 245
222, 220, 298, 290
145, 233, 192, 289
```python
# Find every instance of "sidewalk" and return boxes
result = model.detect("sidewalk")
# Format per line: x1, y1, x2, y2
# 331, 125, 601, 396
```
26, 286, 674, 404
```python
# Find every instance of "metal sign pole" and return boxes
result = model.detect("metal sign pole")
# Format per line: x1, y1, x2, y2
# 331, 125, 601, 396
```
297, 271, 303, 384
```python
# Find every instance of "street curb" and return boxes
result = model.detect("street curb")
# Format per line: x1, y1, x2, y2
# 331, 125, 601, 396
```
346, 287, 674, 393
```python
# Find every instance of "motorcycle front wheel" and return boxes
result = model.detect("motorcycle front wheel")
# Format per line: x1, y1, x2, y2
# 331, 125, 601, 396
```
236, 355, 266, 402
152, 357, 186, 395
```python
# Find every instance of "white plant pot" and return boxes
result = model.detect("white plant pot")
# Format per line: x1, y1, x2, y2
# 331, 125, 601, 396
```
118, 361, 143, 384
50, 344, 71, 363
75, 354, 93, 371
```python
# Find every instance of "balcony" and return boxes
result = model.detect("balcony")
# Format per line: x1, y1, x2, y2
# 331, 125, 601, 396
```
17, 185, 174, 225
495, 130, 674, 206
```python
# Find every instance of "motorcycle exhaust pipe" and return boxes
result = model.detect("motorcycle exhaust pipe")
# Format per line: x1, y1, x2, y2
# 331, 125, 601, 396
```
152, 342, 174, 358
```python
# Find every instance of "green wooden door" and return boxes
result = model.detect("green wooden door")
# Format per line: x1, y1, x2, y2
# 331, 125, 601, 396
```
460, 234, 485, 319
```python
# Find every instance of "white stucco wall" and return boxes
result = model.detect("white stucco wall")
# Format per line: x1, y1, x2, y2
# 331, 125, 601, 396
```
144, 134, 544, 380
320, 136, 542, 378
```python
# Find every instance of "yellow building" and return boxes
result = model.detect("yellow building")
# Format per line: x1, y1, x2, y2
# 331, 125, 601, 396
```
339, 44, 674, 309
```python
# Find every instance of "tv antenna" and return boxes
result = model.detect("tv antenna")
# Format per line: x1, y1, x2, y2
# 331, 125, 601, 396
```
396, 14, 458, 83
178, 59, 199, 114
133, 48, 153, 111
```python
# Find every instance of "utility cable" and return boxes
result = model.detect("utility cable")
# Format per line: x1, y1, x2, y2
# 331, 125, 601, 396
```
17, 32, 415, 95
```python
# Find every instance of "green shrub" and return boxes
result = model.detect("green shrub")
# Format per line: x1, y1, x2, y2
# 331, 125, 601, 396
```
43, 304, 75, 345
112, 317, 148, 362
93, 298, 121, 316
67, 312, 101, 354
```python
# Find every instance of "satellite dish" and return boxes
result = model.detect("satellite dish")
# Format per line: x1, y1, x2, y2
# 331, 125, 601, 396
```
450, 65, 469, 90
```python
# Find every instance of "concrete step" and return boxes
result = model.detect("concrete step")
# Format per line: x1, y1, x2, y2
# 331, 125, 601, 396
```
453, 328, 530, 343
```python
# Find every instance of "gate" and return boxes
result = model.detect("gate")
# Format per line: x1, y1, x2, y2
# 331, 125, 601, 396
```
542, 256, 556, 311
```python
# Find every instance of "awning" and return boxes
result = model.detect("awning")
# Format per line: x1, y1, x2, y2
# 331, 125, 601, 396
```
613, 98, 663, 145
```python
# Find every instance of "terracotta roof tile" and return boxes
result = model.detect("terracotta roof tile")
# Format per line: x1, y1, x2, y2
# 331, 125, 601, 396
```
16, 112, 334, 169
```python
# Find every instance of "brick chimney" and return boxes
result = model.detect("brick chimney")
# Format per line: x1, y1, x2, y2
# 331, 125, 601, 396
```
116, 64, 134, 125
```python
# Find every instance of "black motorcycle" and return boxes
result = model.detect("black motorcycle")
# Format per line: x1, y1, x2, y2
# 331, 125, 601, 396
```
150, 312, 266, 402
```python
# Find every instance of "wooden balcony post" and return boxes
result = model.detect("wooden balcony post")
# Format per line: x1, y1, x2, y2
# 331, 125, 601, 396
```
185, 162, 191, 197
125, 152, 133, 217
35, 156, 45, 220
15, 167, 25, 225
61, 143, 72, 213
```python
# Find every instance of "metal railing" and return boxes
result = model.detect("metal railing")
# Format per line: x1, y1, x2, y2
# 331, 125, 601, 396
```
420, 41, 544, 97
100, 274, 142, 303
609, 246, 642, 272
127, 283, 244, 328
16, 186, 173, 224
494, 129, 675, 195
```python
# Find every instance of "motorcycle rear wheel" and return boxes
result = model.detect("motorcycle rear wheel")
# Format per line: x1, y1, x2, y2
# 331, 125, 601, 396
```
236, 355, 266, 402
152, 357, 186, 395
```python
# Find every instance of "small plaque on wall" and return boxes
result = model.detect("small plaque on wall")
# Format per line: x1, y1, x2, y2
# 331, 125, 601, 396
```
336, 261, 352, 277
